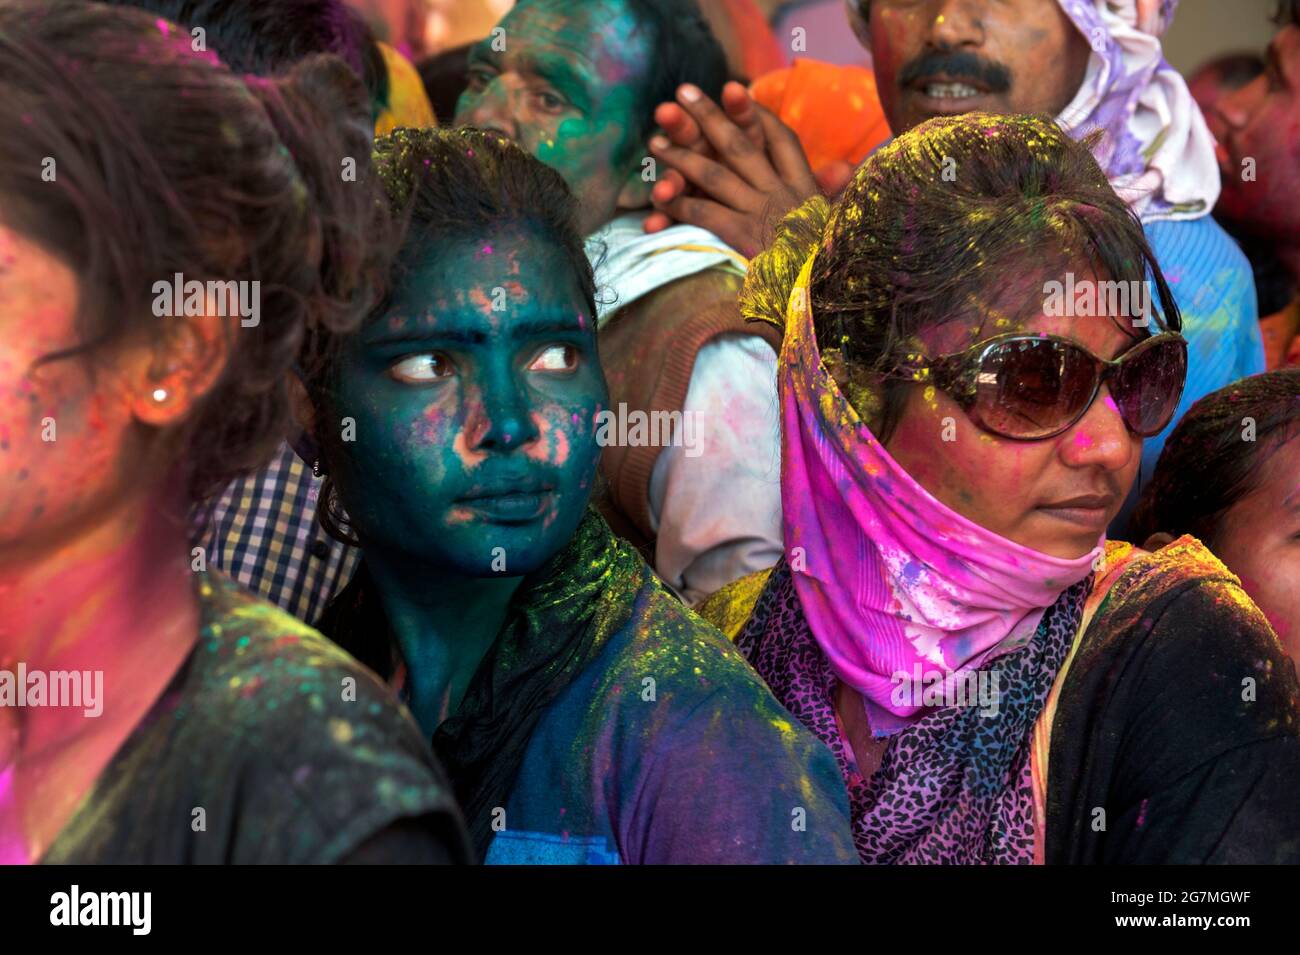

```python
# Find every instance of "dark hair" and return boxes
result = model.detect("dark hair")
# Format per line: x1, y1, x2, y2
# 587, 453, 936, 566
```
742, 112, 1180, 440
1130, 369, 1300, 547
304, 124, 595, 544
1, 0, 389, 501
417, 42, 472, 123
1277, 0, 1300, 26
1219, 224, 1298, 316
306, 125, 595, 385
619, 0, 728, 156
364, 125, 594, 335
92, 0, 390, 116
1191, 52, 1265, 91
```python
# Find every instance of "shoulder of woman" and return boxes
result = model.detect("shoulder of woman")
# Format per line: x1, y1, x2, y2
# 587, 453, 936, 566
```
1099, 534, 1246, 615
190, 571, 430, 757
596, 572, 784, 716
153, 573, 462, 863
1083, 536, 1296, 712
696, 567, 774, 640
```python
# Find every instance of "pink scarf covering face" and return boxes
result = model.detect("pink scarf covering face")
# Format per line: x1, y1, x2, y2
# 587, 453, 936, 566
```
779, 255, 1102, 735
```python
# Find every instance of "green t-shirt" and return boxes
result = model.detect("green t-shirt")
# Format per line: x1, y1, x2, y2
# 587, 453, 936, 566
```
43, 571, 468, 864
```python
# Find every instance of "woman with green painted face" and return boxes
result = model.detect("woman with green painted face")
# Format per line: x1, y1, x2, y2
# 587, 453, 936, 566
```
303, 127, 858, 865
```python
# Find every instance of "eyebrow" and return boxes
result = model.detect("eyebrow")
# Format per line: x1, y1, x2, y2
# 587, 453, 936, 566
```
363, 317, 586, 348
365, 328, 487, 347
521, 53, 592, 105
510, 318, 587, 339
466, 43, 593, 112
1282, 480, 1300, 512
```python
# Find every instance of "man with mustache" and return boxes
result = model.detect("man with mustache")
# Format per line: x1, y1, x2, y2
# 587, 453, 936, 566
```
645, 0, 1265, 521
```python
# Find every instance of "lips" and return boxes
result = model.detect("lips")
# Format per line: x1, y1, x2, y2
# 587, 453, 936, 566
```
459, 478, 554, 500
456, 478, 556, 524
906, 75, 994, 115
1036, 494, 1117, 530
1042, 495, 1114, 510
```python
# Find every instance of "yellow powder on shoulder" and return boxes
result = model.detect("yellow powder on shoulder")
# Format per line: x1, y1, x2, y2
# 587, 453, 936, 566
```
697, 568, 774, 641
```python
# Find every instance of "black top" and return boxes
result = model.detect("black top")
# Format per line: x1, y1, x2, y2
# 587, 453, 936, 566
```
1046, 538, 1300, 863
43, 571, 470, 864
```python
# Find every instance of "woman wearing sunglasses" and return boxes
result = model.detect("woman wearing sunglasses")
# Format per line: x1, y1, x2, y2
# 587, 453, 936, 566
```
700, 112, 1300, 864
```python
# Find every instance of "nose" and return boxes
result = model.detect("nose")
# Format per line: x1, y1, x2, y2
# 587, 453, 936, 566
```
465, 373, 540, 454
457, 75, 517, 140
928, 0, 985, 49
1057, 385, 1137, 473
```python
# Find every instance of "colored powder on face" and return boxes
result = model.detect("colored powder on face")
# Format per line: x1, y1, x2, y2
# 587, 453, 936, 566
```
0, 766, 25, 863
468, 287, 496, 316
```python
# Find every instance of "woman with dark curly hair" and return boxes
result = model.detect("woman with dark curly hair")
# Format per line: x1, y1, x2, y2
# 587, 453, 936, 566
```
700, 111, 1300, 864
0, 0, 467, 864
1133, 369, 1300, 663
305, 125, 858, 865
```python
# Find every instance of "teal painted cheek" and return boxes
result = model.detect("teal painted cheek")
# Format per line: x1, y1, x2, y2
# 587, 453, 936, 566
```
327, 356, 598, 577
535, 117, 594, 178
407, 400, 458, 490
320, 320, 458, 538
452, 89, 473, 124
524, 397, 602, 531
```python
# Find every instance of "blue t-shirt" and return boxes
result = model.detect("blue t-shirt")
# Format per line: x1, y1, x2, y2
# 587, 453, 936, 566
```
483, 578, 859, 865
1111, 217, 1264, 535
1141, 216, 1264, 479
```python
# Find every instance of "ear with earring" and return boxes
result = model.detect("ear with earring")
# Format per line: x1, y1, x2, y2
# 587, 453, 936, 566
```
133, 377, 182, 426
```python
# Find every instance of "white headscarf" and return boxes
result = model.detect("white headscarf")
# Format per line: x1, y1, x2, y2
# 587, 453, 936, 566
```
1054, 0, 1219, 222
585, 213, 748, 327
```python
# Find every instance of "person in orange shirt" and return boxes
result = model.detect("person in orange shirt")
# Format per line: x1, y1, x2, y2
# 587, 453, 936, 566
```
374, 40, 438, 134
750, 58, 890, 197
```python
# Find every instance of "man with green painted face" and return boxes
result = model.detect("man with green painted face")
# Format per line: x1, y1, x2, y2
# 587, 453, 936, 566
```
454, 0, 784, 605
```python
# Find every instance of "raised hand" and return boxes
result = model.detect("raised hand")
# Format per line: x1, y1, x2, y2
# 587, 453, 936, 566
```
643, 80, 821, 258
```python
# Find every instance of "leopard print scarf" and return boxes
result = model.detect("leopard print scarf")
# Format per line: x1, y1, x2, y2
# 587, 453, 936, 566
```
736, 559, 1090, 864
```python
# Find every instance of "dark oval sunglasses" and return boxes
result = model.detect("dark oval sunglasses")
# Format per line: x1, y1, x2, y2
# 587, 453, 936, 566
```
907, 331, 1188, 441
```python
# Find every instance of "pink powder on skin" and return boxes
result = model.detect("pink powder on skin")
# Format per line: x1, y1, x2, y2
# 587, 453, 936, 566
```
468, 287, 495, 316
452, 425, 487, 469
525, 409, 571, 466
